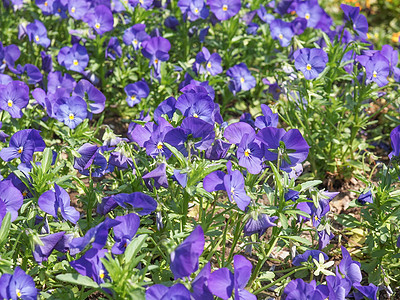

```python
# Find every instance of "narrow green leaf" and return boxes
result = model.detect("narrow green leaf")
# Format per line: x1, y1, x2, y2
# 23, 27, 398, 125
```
124, 234, 148, 264
41, 148, 53, 174
0, 212, 11, 246
56, 273, 99, 288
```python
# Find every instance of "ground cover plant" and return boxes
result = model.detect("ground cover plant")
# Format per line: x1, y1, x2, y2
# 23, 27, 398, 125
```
0, 0, 400, 299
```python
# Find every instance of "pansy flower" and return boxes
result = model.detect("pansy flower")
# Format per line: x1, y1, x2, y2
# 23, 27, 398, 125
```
208, 255, 256, 300
0, 267, 37, 300
124, 80, 150, 107
70, 248, 109, 284
178, 0, 209, 21
58, 43, 89, 73
68, 0, 89, 20
294, 48, 328, 80
283, 278, 327, 300
227, 63, 256, 94
244, 213, 278, 237
146, 283, 192, 300
176, 91, 216, 124
105, 37, 122, 60
270, 19, 294, 47
84, 5, 114, 35
207, 0, 241, 21
254, 104, 278, 129
54, 96, 88, 129
112, 213, 140, 254
0, 80, 29, 118
341, 4, 368, 39
195, 47, 223, 76
141, 36, 171, 74
38, 183, 80, 224
0, 42, 20, 73
0, 180, 23, 225
73, 79, 106, 115
123, 24, 150, 51
296, 0, 324, 28
389, 124, 400, 160
32, 231, 66, 263
26, 20, 50, 48
170, 225, 205, 279
0, 129, 45, 163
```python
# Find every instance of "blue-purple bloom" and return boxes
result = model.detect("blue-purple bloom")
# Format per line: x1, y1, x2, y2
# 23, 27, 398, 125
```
207, 0, 241, 21
38, 183, 80, 224
124, 80, 150, 107
105, 37, 122, 60
84, 5, 114, 35
123, 24, 150, 51
55, 96, 88, 129
0, 267, 37, 300
26, 20, 50, 48
0, 81, 29, 118
296, 0, 324, 28
294, 48, 329, 80
270, 19, 294, 47
244, 213, 278, 237
178, 0, 209, 21
112, 213, 140, 254
70, 248, 108, 284
227, 63, 256, 94
341, 4, 368, 39
389, 124, 400, 160
73, 79, 106, 115
195, 47, 223, 76
32, 231, 65, 263
58, 43, 89, 73
0, 180, 23, 224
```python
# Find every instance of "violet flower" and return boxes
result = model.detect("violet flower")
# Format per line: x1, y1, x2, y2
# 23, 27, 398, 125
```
0, 80, 29, 119
73, 79, 106, 115
124, 80, 150, 107
294, 48, 329, 80
0, 180, 23, 224
0, 42, 20, 72
58, 43, 89, 73
283, 278, 327, 300
123, 24, 150, 51
292, 250, 329, 266
32, 231, 65, 263
146, 283, 192, 300
227, 63, 256, 94
178, 0, 209, 21
195, 47, 223, 76
296, 0, 324, 28
154, 96, 176, 121
389, 124, 400, 160
175, 91, 216, 124
0, 267, 37, 300
68, 0, 90, 20
357, 190, 373, 205
54, 96, 88, 129
112, 213, 140, 254
141, 36, 171, 75
105, 37, 122, 60
208, 255, 256, 300
254, 104, 278, 129
339, 246, 362, 284
170, 225, 205, 279
70, 248, 108, 284
38, 183, 80, 224
341, 4, 368, 39
0, 129, 45, 163
270, 19, 294, 47
244, 213, 278, 237
207, 0, 241, 21
84, 4, 114, 35
143, 163, 169, 190
203, 161, 251, 211
26, 20, 50, 48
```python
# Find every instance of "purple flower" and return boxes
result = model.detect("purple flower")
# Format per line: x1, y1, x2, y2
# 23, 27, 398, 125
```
254, 104, 278, 129
38, 183, 80, 224
26, 20, 50, 48
296, 0, 324, 28
73, 79, 106, 115
47, 71, 76, 94
112, 213, 140, 254
227, 63, 256, 94
195, 47, 223, 76
283, 279, 326, 300
203, 161, 251, 211
105, 37, 122, 60
0, 122, 8, 143
124, 80, 150, 107
170, 225, 205, 279
123, 24, 150, 51
32, 231, 65, 263
0, 42, 20, 72
41, 51, 53, 72
294, 48, 328, 80
357, 190, 373, 205
318, 229, 334, 250
70, 248, 108, 284
143, 163, 169, 190
84, 5, 114, 35
0, 267, 37, 300
0, 81, 29, 118
270, 19, 294, 47
0, 180, 23, 224
326, 270, 352, 300
141, 36, 171, 74
0, 129, 45, 163
176, 91, 216, 124
364, 53, 390, 87
192, 262, 213, 300
178, 0, 209, 21
69, 218, 120, 255
164, 16, 180, 30
205, 139, 231, 160
353, 282, 378, 300
154, 96, 176, 121
341, 4, 368, 39
208, 255, 256, 300
256, 127, 310, 171
207, 0, 241, 21
109, 192, 158, 216
58, 43, 89, 73
339, 246, 362, 284
292, 250, 328, 266
244, 213, 278, 237
68, 0, 90, 20
146, 283, 191, 300
55, 96, 88, 129
389, 125, 400, 160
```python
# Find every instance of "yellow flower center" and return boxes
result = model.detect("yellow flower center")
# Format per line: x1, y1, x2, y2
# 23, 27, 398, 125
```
194, 8, 199, 14
69, 113, 75, 120
133, 39, 138, 45
305, 13, 310, 20
2, 59, 5, 64
95, 23, 101, 29
157, 142, 163, 150
207, 62, 212, 69
18, 147, 23, 154
278, 33, 283, 40
373, 71, 377, 78
314, 216, 319, 221
276, 88, 281, 93
73, 59, 79, 66
44, 1, 48, 6
22, 190, 28, 197
131, 95, 136, 101
244, 149, 251, 157
154, 58, 159, 64
222, 4, 228, 11
7, 100, 13, 107
16, 289, 21, 298
139, 0, 143, 4
71, 6, 76, 13
193, 113, 199, 118
240, 77, 245, 83
58, 8, 61, 12
306, 64, 312, 71
99, 269, 105, 279
35, 35, 40, 42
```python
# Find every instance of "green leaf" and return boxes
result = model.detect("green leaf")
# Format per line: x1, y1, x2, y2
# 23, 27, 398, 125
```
56, 273, 99, 288
0, 212, 11, 247
164, 143, 188, 168
300, 180, 322, 191
124, 234, 148, 264
41, 148, 53, 174
281, 235, 312, 245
